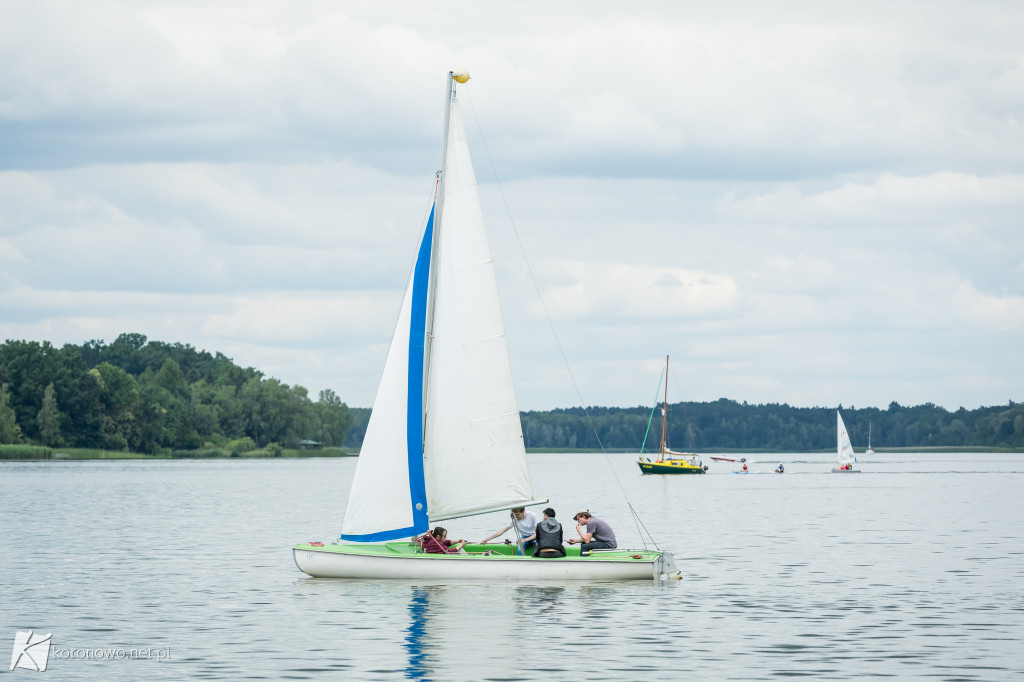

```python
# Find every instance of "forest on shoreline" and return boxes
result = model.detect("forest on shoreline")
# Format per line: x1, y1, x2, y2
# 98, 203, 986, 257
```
345, 400, 1024, 453
521, 400, 1024, 452
2, 335, 1022, 457
0, 334, 351, 456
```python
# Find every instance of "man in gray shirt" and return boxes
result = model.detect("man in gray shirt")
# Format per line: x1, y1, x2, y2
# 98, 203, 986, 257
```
567, 509, 617, 554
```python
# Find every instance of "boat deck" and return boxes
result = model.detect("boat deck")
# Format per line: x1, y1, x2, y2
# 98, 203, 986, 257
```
292, 540, 674, 579
294, 541, 661, 561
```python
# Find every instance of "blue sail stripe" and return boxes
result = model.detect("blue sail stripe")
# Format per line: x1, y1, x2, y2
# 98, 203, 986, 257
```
405, 205, 434, 535
340, 524, 426, 543
337, 205, 434, 544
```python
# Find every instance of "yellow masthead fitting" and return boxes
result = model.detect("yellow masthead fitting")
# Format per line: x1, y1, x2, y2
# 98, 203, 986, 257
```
452, 70, 471, 84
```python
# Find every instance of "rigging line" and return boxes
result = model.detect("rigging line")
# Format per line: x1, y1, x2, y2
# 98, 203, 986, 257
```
631, 505, 660, 551
422, 173, 440, 225
462, 85, 652, 551
668, 362, 699, 452
640, 367, 665, 455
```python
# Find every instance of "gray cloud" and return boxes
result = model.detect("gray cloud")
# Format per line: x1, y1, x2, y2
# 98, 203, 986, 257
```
0, 1, 1022, 412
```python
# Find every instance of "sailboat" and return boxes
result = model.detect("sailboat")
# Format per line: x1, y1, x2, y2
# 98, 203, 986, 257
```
292, 71, 678, 580
865, 422, 875, 455
832, 410, 860, 473
638, 356, 706, 474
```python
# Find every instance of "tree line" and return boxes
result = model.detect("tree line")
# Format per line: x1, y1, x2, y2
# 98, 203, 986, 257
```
344, 399, 1023, 451
3, 334, 1021, 454
0, 334, 352, 454
518, 399, 1024, 451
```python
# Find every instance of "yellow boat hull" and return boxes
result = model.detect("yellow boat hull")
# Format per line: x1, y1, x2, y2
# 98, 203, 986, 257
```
638, 459, 706, 475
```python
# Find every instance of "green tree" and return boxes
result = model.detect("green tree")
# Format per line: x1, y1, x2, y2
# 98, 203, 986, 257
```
37, 382, 62, 447
0, 383, 21, 444
0, 340, 62, 439
103, 333, 148, 374
315, 388, 352, 447
240, 378, 265, 446
154, 358, 188, 399
134, 381, 171, 454
92, 362, 140, 451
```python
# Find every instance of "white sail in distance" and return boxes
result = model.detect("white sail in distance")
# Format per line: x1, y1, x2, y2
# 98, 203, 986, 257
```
837, 411, 856, 465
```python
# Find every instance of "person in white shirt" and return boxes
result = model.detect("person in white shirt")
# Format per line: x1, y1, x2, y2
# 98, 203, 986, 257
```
479, 507, 538, 555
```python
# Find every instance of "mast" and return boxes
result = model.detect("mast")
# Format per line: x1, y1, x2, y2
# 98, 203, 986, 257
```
423, 70, 470, 446
660, 355, 669, 457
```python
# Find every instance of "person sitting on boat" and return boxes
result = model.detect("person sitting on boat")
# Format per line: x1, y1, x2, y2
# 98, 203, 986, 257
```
776, 463, 784, 473
423, 527, 466, 554
479, 507, 538, 554
532, 508, 566, 558
742, 462, 748, 472
567, 510, 617, 555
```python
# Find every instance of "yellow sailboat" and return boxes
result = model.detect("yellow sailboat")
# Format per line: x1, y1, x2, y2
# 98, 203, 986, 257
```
637, 356, 707, 475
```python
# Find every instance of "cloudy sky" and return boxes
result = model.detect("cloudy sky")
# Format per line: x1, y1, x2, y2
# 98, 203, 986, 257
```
1, 1, 1021, 411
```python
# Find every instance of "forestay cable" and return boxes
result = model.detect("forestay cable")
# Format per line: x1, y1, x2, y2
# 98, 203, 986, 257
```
461, 85, 659, 551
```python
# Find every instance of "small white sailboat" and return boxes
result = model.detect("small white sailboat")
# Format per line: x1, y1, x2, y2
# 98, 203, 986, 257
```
865, 422, 875, 455
292, 71, 677, 580
832, 410, 860, 473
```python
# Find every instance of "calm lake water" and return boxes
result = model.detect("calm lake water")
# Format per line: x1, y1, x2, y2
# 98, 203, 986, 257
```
2, 452, 1023, 680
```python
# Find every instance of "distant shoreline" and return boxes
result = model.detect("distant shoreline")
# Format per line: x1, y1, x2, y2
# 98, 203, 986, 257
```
531, 447, 1024, 454
0, 445, 356, 461
2, 445, 1021, 461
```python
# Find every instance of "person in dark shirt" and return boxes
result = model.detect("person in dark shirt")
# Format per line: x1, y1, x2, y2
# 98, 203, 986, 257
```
532, 508, 566, 558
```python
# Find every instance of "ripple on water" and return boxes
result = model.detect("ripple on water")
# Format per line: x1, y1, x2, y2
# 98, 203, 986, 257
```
4, 455, 1024, 680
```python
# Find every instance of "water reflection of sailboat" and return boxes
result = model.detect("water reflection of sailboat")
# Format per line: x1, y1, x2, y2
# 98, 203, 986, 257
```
404, 588, 431, 681
513, 584, 566, 618
403, 584, 532, 678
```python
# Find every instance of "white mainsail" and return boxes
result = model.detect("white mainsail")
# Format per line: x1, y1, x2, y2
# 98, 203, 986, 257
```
339, 76, 538, 541
423, 97, 535, 520
836, 411, 855, 465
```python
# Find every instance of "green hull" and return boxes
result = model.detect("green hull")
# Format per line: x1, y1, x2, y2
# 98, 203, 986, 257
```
292, 541, 677, 580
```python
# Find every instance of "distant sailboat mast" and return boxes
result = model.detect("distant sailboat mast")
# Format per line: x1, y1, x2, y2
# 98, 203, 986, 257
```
660, 355, 669, 457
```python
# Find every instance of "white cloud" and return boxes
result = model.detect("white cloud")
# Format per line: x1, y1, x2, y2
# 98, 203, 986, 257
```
537, 261, 738, 321
3, 2, 1023, 175
0, 1, 1021, 412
